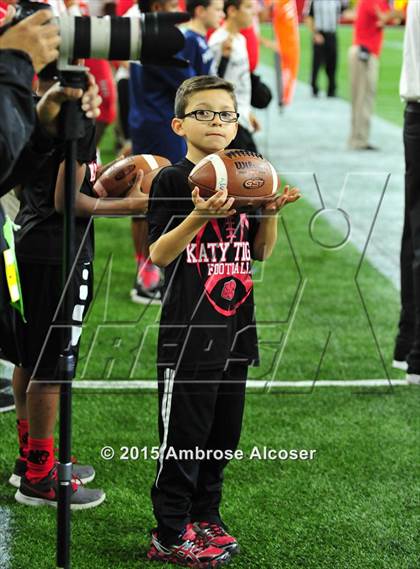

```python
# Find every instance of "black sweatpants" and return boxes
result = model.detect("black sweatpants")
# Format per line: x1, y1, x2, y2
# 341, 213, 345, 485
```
311, 31, 337, 96
395, 106, 420, 372
151, 362, 248, 544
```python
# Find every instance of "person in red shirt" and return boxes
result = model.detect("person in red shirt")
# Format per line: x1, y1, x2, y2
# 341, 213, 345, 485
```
348, 0, 403, 150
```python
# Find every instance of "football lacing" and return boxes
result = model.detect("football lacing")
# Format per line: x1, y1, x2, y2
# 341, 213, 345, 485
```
225, 150, 264, 160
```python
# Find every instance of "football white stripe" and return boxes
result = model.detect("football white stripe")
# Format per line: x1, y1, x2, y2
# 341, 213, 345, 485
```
142, 154, 160, 171
207, 154, 228, 191
269, 163, 278, 195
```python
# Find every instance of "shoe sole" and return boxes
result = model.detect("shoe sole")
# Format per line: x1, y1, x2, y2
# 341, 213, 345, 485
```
14, 489, 106, 510
392, 359, 408, 371
406, 374, 420, 385
9, 471, 95, 489
147, 550, 231, 568
223, 543, 240, 556
0, 404, 15, 413
130, 289, 161, 306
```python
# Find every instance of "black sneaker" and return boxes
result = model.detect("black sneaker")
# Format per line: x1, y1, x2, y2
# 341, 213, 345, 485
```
0, 376, 11, 390
15, 468, 105, 509
193, 522, 240, 556
147, 524, 231, 568
0, 383, 15, 413
9, 457, 95, 488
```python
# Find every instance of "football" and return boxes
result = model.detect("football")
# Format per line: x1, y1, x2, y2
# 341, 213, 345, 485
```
93, 154, 171, 198
188, 149, 279, 210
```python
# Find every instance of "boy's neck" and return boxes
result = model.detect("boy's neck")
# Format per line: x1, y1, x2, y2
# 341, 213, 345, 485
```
186, 20, 207, 37
186, 146, 212, 164
224, 19, 241, 34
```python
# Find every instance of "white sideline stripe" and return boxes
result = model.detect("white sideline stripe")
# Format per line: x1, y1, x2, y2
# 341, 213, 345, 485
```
0, 507, 12, 569
72, 379, 409, 389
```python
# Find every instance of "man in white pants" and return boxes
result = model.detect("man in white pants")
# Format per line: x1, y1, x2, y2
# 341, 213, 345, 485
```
394, 0, 420, 385
348, 0, 403, 150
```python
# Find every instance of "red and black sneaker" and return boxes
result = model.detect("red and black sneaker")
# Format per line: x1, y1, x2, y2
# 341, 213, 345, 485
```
147, 523, 231, 568
15, 468, 105, 510
9, 457, 95, 488
193, 522, 240, 556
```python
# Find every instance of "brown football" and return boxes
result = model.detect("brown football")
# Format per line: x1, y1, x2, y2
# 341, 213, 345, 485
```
188, 149, 279, 210
93, 154, 171, 198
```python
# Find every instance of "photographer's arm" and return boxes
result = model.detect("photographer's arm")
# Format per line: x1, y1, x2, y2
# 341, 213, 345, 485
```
0, 50, 36, 189
0, 75, 101, 194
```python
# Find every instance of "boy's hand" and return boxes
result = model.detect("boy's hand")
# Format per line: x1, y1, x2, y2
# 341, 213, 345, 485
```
262, 185, 301, 214
0, 10, 60, 73
126, 171, 149, 214
192, 187, 236, 220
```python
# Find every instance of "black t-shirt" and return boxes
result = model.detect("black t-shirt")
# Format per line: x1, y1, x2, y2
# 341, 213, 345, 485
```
148, 158, 260, 371
14, 117, 96, 265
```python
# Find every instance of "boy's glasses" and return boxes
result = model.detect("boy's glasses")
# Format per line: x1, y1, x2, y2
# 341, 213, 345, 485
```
181, 110, 240, 123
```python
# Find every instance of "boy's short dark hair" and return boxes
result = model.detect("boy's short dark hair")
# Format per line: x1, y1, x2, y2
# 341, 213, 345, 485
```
138, 0, 166, 12
175, 75, 237, 117
224, 0, 242, 15
186, 0, 211, 18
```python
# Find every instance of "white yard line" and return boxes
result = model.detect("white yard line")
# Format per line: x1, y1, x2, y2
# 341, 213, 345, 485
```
72, 379, 408, 390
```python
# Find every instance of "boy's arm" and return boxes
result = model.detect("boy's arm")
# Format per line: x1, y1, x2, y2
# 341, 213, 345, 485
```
150, 187, 235, 268
252, 185, 301, 261
54, 162, 148, 217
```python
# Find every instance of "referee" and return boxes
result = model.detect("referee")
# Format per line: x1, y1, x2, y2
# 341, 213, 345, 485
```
304, 0, 348, 97
394, 0, 420, 385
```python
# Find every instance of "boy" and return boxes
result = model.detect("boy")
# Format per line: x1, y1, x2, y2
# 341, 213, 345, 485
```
3, 71, 148, 508
183, 0, 225, 76
147, 75, 299, 566
127, 0, 190, 305
209, 0, 261, 152
127, 0, 227, 306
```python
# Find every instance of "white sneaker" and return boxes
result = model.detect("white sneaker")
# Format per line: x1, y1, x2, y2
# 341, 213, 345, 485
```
406, 374, 420, 385
392, 359, 408, 372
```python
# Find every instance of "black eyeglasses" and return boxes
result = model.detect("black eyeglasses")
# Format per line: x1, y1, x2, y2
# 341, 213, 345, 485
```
181, 110, 240, 123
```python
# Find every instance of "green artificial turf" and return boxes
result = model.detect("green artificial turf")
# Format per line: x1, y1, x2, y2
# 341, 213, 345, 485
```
1, 388, 418, 568
260, 24, 405, 127
0, 38, 417, 567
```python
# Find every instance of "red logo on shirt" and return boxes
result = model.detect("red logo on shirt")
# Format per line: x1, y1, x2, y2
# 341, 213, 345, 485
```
221, 279, 237, 301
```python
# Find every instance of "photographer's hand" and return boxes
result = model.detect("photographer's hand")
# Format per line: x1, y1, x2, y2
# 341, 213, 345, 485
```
36, 73, 102, 137
0, 10, 60, 73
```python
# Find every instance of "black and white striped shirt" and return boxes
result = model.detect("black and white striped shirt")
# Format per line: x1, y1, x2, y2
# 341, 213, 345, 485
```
304, 0, 347, 33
